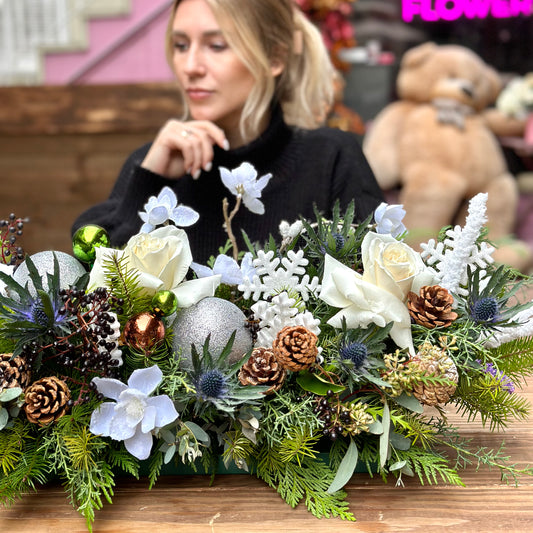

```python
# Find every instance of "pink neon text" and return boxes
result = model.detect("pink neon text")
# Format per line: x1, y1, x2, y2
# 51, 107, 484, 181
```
402, 0, 533, 22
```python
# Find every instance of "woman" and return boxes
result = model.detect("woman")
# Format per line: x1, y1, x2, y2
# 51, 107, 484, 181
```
72, 0, 384, 263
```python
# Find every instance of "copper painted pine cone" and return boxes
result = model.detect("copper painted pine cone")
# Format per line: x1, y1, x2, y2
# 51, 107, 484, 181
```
408, 285, 458, 329
272, 325, 318, 371
24, 376, 71, 426
0, 353, 31, 392
238, 347, 286, 394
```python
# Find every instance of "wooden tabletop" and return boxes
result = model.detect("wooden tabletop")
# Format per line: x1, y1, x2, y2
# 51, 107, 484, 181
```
1, 378, 532, 533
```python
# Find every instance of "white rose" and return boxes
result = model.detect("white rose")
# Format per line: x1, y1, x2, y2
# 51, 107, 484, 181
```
124, 226, 192, 294
89, 226, 220, 308
362, 232, 434, 302
319, 254, 415, 354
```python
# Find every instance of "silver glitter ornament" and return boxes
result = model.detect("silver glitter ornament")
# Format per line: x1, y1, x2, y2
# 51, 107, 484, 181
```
13, 251, 86, 296
171, 297, 253, 369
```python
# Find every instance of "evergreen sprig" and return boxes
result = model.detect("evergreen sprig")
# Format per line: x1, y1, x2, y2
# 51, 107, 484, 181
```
256, 442, 355, 520
453, 374, 530, 430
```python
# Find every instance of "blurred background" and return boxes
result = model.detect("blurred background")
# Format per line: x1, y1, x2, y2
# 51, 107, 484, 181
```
1, 0, 532, 256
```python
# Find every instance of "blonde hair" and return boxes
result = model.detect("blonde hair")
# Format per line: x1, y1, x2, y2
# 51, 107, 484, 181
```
165, 0, 334, 142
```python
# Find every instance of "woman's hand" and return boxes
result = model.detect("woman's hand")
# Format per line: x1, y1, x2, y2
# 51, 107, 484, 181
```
141, 119, 229, 179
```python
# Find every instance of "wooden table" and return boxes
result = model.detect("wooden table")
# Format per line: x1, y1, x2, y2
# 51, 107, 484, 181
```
1, 378, 533, 533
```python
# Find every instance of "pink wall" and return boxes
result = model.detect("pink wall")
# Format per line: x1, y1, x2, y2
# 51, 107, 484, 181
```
44, 0, 175, 85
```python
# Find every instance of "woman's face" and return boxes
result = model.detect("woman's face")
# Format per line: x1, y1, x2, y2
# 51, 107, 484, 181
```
171, 0, 256, 138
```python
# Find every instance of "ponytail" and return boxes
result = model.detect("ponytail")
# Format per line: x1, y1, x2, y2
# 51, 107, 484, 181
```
278, 8, 335, 129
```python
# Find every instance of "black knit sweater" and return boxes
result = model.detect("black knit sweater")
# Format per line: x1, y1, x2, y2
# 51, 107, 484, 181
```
71, 107, 384, 263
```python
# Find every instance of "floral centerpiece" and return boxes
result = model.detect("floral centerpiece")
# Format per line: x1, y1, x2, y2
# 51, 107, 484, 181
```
1, 164, 533, 531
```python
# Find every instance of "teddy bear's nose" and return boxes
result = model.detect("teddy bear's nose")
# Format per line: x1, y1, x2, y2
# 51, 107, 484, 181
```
462, 85, 474, 98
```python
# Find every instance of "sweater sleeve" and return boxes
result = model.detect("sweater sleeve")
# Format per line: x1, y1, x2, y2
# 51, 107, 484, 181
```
329, 130, 384, 221
71, 144, 175, 247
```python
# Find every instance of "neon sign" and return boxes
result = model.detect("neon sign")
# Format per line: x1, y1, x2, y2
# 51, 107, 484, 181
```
402, 0, 533, 22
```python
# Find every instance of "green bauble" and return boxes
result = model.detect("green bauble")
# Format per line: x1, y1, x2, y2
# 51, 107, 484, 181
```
72, 225, 110, 263
152, 290, 178, 317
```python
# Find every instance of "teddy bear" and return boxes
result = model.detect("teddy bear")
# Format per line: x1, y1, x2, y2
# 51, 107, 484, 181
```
363, 42, 532, 272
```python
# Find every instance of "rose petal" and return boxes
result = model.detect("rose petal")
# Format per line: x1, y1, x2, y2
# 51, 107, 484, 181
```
172, 275, 221, 308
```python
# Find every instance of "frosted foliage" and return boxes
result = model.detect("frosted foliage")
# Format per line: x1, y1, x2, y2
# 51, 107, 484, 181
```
251, 292, 321, 348
482, 307, 533, 348
238, 249, 321, 301
420, 193, 494, 296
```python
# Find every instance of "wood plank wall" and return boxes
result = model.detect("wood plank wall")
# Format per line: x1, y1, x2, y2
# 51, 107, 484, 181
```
0, 83, 182, 255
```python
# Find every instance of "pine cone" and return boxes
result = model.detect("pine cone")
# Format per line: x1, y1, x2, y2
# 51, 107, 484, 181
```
408, 285, 458, 329
239, 347, 286, 394
0, 353, 31, 391
410, 342, 459, 406
272, 325, 318, 371
24, 376, 71, 425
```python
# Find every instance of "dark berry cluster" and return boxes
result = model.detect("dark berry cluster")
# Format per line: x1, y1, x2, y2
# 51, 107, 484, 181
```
0, 214, 28, 266
244, 312, 261, 344
21, 287, 125, 405
314, 389, 351, 441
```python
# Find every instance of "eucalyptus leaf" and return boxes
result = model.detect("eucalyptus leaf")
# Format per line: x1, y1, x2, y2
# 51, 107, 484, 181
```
185, 421, 210, 444
0, 407, 8, 431
389, 460, 407, 472
401, 463, 415, 477
0, 386, 22, 403
327, 438, 359, 494
164, 444, 176, 464
379, 399, 390, 469
296, 371, 345, 395
368, 419, 383, 435
389, 431, 412, 451
394, 392, 424, 413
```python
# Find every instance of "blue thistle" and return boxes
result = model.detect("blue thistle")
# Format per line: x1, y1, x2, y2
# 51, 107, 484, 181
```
30, 303, 50, 327
196, 369, 229, 400
332, 233, 346, 252
471, 297, 499, 323
340, 341, 369, 369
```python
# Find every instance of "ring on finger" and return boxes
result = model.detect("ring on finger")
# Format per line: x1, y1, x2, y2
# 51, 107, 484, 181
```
181, 129, 194, 138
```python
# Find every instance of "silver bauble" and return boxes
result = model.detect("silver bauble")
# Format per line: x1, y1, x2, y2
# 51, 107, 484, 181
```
13, 251, 86, 296
171, 297, 253, 369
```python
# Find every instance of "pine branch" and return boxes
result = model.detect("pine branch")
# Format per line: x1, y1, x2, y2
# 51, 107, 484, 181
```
453, 376, 530, 431
102, 253, 150, 318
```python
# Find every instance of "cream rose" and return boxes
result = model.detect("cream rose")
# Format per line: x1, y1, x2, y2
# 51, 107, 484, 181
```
89, 226, 220, 308
320, 254, 415, 353
362, 232, 435, 302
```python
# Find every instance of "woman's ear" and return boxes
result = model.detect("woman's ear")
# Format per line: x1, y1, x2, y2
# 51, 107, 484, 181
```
270, 58, 285, 77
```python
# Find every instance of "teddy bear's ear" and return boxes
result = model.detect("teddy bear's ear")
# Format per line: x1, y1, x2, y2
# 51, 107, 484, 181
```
401, 42, 437, 69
